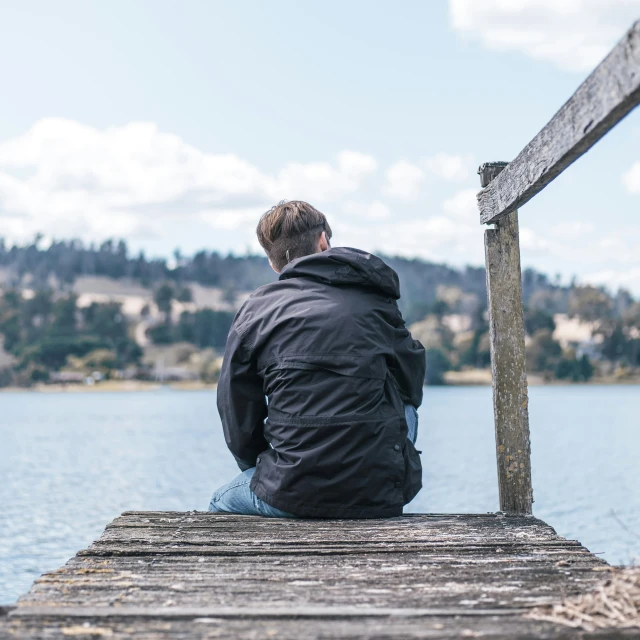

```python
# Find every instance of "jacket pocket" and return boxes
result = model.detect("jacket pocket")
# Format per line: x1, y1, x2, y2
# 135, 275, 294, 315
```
261, 354, 391, 418
403, 437, 423, 504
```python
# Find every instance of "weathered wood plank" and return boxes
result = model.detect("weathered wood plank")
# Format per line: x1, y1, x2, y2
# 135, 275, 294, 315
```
482, 165, 533, 515
478, 20, 640, 224
11, 605, 530, 618
76, 513, 581, 557
11, 612, 636, 640
103, 513, 557, 541
74, 544, 583, 559
97, 517, 565, 543
106, 512, 551, 532
10, 513, 612, 639
93, 528, 576, 546
22, 550, 603, 610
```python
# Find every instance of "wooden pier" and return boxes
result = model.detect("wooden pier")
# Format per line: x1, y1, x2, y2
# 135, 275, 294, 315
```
3, 17, 640, 640
3, 511, 628, 638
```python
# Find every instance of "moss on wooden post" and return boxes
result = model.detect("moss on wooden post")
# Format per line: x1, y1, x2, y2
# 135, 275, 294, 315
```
479, 162, 533, 515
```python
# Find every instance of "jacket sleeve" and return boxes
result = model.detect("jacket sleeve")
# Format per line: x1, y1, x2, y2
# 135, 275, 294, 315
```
388, 305, 426, 408
217, 324, 268, 471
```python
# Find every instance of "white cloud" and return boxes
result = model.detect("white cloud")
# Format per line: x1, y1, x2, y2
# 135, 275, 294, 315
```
0, 118, 377, 243
199, 207, 266, 231
342, 200, 390, 221
577, 228, 640, 293
449, 0, 640, 71
337, 187, 553, 266
582, 268, 640, 293
550, 221, 596, 236
3, 118, 637, 291
337, 150, 378, 181
595, 228, 640, 264
519, 227, 552, 254
275, 160, 371, 203
381, 160, 425, 200
622, 162, 640, 193
424, 153, 473, 181
443, 188, 479, 221
335, 214, 485, 264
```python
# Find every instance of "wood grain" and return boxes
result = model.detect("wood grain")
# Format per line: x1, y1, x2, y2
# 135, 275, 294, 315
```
7, 512, 613, 638
482, 164, 533, 515
478, 20, 640, 224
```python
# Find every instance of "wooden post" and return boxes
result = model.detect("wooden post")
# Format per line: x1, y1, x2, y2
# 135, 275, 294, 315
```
479, 162, 533, 515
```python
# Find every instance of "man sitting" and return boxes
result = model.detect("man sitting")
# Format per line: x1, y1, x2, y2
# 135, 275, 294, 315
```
209, 200, 425, 518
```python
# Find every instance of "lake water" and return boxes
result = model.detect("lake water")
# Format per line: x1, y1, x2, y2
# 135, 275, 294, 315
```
1, 385, 639, 604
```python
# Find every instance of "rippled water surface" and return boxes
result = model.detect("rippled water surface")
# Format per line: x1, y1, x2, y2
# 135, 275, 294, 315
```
1, 386, 639, 603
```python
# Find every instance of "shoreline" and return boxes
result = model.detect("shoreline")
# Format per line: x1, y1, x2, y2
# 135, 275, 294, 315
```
3, 373, 640, 393
0, 380, 218, 393
445, 369, 640, 386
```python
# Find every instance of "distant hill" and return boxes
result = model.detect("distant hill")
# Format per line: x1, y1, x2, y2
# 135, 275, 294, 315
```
0, 237, 577, 324
1, 237, 639, 387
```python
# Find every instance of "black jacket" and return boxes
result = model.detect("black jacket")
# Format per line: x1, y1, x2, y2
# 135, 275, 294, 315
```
217, 247, 426, 518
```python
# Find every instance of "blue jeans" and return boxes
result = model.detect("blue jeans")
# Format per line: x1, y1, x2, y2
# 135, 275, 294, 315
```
208, 404, 418, 517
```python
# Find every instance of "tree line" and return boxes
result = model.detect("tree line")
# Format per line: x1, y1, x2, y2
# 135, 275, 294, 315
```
415, 283, 640, 384
0, 237, 272, 294
1, 236, 639, 386
0, 289, 142, 385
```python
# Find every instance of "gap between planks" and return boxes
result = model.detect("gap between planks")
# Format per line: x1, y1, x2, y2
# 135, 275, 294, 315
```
10, 606, 529, 619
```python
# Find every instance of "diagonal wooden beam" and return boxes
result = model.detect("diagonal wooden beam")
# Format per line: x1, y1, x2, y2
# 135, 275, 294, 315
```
478, 20, 640, 225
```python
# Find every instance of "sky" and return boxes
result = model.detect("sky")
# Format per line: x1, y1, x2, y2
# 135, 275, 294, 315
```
0, 0, 640, 292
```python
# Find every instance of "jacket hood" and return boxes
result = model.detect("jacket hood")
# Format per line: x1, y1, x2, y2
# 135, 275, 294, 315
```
279, 247, 401, 299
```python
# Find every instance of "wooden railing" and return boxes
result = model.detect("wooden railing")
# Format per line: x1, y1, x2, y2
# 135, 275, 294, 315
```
476, 20, 640, 515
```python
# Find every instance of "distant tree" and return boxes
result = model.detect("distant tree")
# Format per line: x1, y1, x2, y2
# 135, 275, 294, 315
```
15, 362, 49, 386
177, 309, 234, 349
154, 283, 175, 322
403, 300, 433, 326
430, 299, 449, 319
113, 337, 143, 366
555, 355, 594, 382
526, 329, 562, 374
425, 348, 450, 385
458, 328, 491, 369
148, 323, 174, 345
50, 296, 78, 337
615, 305, 640, 368
579, 354, 594, 381
600, 323, 628, 362
524, 308, 555, 336
622, 303, 640, 367
615, 288, 634, 316
527, 289, 562, 315
409, 315, 454, 354
81, 302, 126, 341
19, 336, 107, 370
0, 367, 15, 387
80, 348, 119, 372
555, 358, 575, 380
0, 291, 22, 353
222, 285, 237, 305
23, 289, 53, 324
176, 286, 193, 303
569, 286, 613, 323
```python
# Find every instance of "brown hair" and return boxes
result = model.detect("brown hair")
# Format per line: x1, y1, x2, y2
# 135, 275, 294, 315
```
256, 200, 332, 271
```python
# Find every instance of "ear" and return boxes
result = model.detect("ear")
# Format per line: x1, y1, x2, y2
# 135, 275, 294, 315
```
317, 231, 330, 252
268, 258, 280, 274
